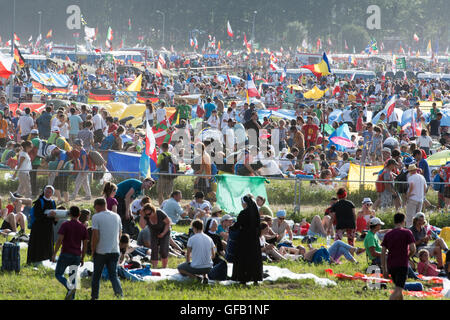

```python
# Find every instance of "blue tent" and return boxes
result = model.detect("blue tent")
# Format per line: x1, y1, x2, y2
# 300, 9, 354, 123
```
328, 124, 352, 152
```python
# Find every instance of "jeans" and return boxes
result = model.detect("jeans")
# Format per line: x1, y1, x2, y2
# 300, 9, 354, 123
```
328, 240, 356, 262
55, 253, 81, 291
91, 252, 123, 299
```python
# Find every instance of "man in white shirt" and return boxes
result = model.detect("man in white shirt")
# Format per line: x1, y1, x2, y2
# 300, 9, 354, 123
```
207, 110, 220, 129
405, 165, 427, 228
18, 108, 34, 141
156, 102, 167, 124
92, 108, 106, 143
177, 219, 215, 283
91, 198, 123, 300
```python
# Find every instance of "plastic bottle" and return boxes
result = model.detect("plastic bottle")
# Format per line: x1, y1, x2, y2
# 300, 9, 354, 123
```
326, 235, 331, 247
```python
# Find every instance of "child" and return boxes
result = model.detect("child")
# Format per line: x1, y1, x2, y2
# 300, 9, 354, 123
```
417, 249, 447, 277
102, 182, 118, 213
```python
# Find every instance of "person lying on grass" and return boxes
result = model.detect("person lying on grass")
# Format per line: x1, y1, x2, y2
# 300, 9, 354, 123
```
278, 240, 365, 264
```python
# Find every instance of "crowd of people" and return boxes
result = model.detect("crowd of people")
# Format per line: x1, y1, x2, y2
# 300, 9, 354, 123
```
0, 47, 449, 300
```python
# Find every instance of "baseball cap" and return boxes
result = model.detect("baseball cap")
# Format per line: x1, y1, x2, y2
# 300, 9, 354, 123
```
221, 214, 234, 222
276, 210, 287, 218
30, 129, 39, 135
369, 217, 385, 226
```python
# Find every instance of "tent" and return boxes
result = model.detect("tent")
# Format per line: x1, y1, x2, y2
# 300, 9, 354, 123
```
216, 175, 269, 215
328, 124, 353, 151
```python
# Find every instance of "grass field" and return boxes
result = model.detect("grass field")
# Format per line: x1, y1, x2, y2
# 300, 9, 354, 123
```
0, 223, 447, 301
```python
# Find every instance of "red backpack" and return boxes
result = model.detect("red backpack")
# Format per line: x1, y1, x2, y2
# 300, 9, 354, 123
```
376, 170, 386, 193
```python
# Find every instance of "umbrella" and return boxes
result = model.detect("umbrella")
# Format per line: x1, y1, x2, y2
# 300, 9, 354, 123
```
427, 150, 450, 166
330, 136, 355, 148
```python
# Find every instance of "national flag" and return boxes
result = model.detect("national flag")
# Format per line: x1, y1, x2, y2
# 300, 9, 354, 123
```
35, 34, 42, 47
28, 35, 33, 43
46, 29, 53, 38
399, 45, 405, 54
14, 47, 25, 68
105, 39, 111, 50
345, 40, 348, 50
190, 38, 194, 47
414, 34, 419, 42
328, 38, 332, 46
196, 97, 205, 118
227, 21, 234, 37
126, 74, 142, 92
158, 54, 166, 67
348, 55, 357, 66
156, 62, 164, 77
243, 33, 251, 50
139, 121, 157, 179
107, 27, 113, 41
85, 26, 96, 41
246, 73, 260, 98
118, 39, 124, 50
300, 52, 331, 79
269, 61, 279, 71
128, 18, 132, 31
0, 53, 14, 79
13, 33, 20, 42
383, 96, 396, 118
153, 113, 176, 146
194, 38, 198, 49
427, 40, 432, 56
303, 86, 329, 100
226, 51, 232, 57
226, 72, 232, 87
302, 39, 308, 49
280, 66, 287, 82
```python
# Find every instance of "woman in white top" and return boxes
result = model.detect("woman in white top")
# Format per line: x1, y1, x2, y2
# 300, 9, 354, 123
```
13, 141, 33, 198
142, 101, 155, 127
416, 129, 433, 155
57, 114, 70, 139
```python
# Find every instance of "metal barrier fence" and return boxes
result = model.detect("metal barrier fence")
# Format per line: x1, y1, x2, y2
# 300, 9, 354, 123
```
0, 168, 445, 217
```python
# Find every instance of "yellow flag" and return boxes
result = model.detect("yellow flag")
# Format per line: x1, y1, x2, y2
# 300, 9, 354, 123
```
303, 86, 328, 100
126, 74, 142, 92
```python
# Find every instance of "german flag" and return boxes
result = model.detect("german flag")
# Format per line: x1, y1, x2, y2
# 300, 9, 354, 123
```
14, 47, 25, 68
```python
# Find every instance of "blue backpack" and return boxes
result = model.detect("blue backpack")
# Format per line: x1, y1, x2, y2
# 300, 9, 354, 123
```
28, 198, 56, 229
311, 247, 331, 264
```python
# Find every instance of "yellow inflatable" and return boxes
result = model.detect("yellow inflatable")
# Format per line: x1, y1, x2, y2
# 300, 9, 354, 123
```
119, 105, 178, 128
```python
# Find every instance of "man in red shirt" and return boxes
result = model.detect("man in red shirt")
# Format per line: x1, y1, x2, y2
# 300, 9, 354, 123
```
52, 206, 89, 300
302, 116, 319, 148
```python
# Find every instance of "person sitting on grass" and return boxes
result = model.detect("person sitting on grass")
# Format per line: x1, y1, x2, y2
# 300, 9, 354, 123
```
306, 214, 334, 238
279, 240, 365, 264
118, 233, 151, 265
356, 198, 376, 236
256, 196, 273, 217
260, 222, 286, 262
271, 210, 293, 243
0, 193, 30, 234
417, 249, 448, 277
177, 219, 215, 284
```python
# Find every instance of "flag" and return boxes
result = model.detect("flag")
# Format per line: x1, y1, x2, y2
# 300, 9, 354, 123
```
385, 96, 396, 118
128, 18, 132, 31
85, 26, 96, 40
14, 47, 25, 68
269, 61, 279, 71
227, 21, 234, 37
28, 35, 33, 43
226, 50, 232, 57
139, 121, 157, 179
427, 40, 432, 56
158, 54, 166, 67
348, 55, 357, 66
226, 72, 232, 87
302, 38, 308, 49
300, 52, 331, 79
399, 45, 405, 54
280, 66, 287, 82
414, 34, 419, 42
105, 39, 111, 50
0, 53, 14, 79
126, 74, 142, 92
217, 41, 221, 51
35, 34, 42, 47
345, 40, 348, 50
328, 38, 332, 46
190, 38, 194, 47
80, 15, 87, 26
196, 97, 205, 118
246, 73, 260, 98
118, 39, 124, 50
303, 86, 329, 100
46, 29, 53, 38
107, 27, 113, 41
194, 37, 198, 49
153, 113, 177, 146
156, 62, 164, 77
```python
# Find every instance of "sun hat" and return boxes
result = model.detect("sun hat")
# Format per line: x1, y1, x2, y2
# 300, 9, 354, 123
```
362, 197, 373, 205
211, 205, 222, 215
369, 217, 385, 226
408, 164, 418, 172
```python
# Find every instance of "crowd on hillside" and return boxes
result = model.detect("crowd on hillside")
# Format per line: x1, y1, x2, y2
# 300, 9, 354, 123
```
0, 48, 449, 300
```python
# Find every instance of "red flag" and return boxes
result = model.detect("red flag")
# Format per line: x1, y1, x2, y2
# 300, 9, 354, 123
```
227, 21, 234, 37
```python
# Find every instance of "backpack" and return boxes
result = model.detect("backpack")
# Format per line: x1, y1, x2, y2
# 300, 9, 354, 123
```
100, 134, 115, 150
1, 242, 20, 272
395, 170, 409, 194
28, 198, 56, 229
432, 174, 444, 192
311, 247, 331, 264
376, 170, 386, 193
159, 153, 176, 174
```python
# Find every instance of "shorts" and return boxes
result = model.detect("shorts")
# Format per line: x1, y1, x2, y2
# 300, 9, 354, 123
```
389, 266, 408, 288
177, 262, 212, 276
54, 174, 68, 191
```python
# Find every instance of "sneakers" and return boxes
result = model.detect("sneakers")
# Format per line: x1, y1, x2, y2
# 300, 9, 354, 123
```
65, 289, 76, 300
202, 276, 209, 285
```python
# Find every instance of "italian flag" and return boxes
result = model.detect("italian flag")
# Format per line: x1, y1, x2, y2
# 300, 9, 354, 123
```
107, 27, 113, 41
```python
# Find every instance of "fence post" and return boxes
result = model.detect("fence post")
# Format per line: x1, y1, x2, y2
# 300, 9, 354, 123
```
298, 177, 301, 214
293, 177, 298, 213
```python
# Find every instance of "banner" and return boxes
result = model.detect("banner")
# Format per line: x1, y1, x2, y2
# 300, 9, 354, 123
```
395, 57, 406, 70
216, 174, 269, 215
347, 164, 383, 192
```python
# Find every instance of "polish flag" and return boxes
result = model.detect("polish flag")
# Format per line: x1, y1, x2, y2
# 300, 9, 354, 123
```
246, 73, 260, 98
414, 34, 419, 42
227, 21, 234, 38
385, 96, 396, 118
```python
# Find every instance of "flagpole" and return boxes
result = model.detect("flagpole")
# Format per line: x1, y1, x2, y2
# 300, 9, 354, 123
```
9, 0, 16, 104
38, 11, 42, 42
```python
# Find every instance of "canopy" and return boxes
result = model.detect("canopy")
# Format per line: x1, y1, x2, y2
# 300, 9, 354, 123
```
216, 174, 269, 215
303, 86, 328, 100
427, 150, 450, 166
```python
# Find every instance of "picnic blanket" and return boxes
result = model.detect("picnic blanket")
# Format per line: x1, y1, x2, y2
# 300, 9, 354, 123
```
41, 260, 336, 287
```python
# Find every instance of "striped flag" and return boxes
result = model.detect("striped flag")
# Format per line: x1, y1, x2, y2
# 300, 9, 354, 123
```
246, 73, 260, 98
414, 34, 419, 42
139, 121, 157, 179
107, 27, 113, 41
227, 21, 234, 37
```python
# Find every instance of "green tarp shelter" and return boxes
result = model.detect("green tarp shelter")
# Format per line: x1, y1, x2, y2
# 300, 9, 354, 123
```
216, 174, 269, 215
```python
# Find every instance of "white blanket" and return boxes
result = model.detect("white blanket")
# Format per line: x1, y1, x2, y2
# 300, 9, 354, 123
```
41, 260, 336, 287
